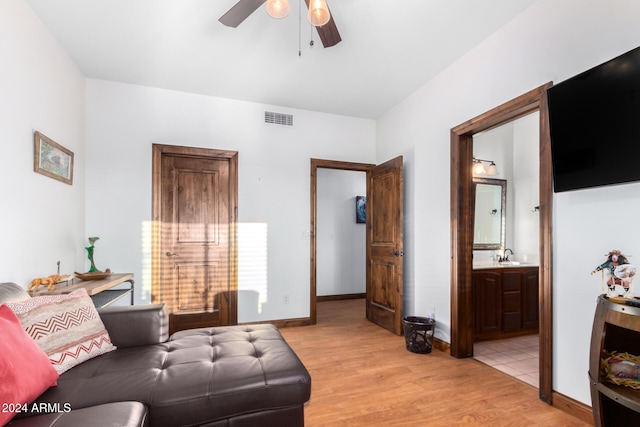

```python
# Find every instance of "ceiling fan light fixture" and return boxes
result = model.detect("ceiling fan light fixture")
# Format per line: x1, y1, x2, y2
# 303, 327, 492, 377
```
266, 0, 290, 19
307, 0, 331, 27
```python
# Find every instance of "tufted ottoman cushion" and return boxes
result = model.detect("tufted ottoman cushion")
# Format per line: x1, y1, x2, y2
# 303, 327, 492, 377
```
27, 324, 311, 427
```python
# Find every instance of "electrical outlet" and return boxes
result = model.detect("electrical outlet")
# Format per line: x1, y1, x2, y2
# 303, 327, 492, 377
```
282, 294, 290, 305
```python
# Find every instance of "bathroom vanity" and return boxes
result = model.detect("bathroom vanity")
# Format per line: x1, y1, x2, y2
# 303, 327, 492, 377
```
472, 264, 539, 341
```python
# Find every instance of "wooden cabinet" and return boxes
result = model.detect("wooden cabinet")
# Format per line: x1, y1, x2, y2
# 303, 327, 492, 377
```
473, 271, 502, 337
521, 269, 540, 331
502, 270, 522, 332
590, 295, 640, 426
473, 266, 539, 341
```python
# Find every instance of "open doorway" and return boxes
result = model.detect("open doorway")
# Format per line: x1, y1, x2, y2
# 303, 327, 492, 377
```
310, 157, 404, 334
470, 112, 541, 388
310, 159, 373, 324
450, 83, 554, 403
316, 168, 367, 303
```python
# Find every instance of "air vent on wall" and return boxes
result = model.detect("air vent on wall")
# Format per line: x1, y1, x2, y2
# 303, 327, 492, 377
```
265, 111, 293, 126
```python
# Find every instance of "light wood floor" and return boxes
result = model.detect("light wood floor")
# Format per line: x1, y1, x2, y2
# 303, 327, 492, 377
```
279, 299, 591, 426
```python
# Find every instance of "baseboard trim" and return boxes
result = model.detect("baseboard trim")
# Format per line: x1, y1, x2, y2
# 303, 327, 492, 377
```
552, 391, 593, 425
317, 293, 365, 302
433, 337, 450, 354
241, 317, 313, 329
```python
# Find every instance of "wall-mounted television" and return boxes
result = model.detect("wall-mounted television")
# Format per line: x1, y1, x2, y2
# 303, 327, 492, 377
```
547, 46, 640, 193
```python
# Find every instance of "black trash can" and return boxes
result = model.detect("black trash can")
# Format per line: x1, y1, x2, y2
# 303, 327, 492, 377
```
402, 316, 435, 354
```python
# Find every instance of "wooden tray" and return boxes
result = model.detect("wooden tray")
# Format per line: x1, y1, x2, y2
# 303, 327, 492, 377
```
75, 271, 112, 281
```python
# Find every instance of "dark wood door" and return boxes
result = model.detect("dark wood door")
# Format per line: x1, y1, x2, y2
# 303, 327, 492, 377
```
366, 156, 404, 335
152, 145, 238, 335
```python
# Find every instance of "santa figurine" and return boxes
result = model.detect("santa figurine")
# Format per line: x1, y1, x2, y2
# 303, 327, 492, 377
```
591, 249, 636, 298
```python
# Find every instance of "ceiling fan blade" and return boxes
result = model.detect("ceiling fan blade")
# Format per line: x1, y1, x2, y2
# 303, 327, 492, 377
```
219, 0, 267, 28
304, 0, 342, 48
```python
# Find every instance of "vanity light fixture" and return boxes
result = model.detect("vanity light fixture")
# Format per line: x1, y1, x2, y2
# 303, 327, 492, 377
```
486, 161, 498, 175
472, 158, 498, 176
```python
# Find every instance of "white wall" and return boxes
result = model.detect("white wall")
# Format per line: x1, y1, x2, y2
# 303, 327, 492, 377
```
317, 169, 366, 296
377, 0, 640, 405
0, 0, 86, 286
85, 79, 376, 321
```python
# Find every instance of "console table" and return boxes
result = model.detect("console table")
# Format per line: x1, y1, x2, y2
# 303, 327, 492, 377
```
28, 273, 134, 308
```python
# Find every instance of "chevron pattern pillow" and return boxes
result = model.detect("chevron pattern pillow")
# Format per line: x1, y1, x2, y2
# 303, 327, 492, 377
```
8, 288, 116, 374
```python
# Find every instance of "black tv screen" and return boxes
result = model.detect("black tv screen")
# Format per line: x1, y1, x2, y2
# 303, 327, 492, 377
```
547, 46, 640, 193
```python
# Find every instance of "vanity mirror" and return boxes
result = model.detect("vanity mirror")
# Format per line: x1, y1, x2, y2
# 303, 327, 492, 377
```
473, 177, 506, 250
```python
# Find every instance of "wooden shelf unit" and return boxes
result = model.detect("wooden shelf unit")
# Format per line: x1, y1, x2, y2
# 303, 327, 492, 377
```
589, 295, 640, 426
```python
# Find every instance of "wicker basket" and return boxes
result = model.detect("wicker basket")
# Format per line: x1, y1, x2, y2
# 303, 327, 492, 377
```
601, 350, 640, 389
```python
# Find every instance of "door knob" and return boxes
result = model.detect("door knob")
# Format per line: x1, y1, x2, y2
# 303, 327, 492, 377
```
393, 250, 404, 257
165, 252, 179, 257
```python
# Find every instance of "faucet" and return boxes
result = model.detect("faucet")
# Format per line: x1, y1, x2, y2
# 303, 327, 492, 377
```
500, 248, 514, 262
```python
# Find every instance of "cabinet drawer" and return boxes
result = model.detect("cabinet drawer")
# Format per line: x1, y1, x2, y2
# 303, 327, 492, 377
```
503, 292, 521, 312
502, 271, 522, 291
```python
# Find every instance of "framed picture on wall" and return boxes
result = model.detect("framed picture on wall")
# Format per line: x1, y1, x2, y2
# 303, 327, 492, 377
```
356, 196, 366, 223
34, 131, 74, 185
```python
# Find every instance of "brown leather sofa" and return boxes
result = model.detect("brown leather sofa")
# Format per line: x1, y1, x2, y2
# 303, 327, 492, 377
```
1, 282, 311, 427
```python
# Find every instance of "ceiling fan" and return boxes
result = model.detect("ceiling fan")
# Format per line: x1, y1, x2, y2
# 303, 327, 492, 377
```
219, 0, 342, 48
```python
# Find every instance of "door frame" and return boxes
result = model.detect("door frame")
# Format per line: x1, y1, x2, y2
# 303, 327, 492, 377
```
151, 144, 239, 326
450, 82, 553, 403
310, 159, 374, 324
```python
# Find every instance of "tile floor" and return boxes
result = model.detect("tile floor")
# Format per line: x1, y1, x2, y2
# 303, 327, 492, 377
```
473, 334, 539, 388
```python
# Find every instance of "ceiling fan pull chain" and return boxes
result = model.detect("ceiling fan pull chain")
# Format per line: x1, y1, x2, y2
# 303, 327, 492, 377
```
298, 0, 302, 56
309, 21, 314, 47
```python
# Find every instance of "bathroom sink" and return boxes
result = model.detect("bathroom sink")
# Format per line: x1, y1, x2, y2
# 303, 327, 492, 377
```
498, 261, 538, 267
473, 261, 538, 269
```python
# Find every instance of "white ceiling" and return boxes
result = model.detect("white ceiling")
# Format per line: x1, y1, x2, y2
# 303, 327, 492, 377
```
25, 0, 537, 119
